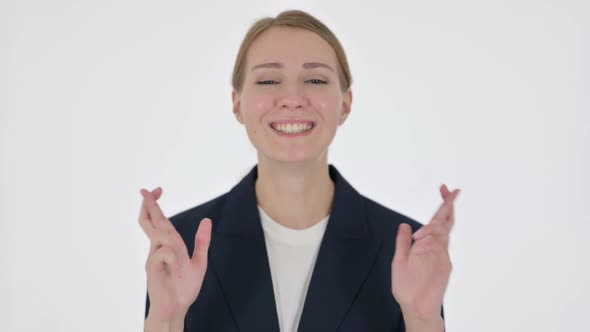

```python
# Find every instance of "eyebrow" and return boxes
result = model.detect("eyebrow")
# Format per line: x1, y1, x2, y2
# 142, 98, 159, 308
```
250, 62, 335, 72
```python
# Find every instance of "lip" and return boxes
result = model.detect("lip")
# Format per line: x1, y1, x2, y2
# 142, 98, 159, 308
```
269, 119, 315, 126
269, 120, 316, 137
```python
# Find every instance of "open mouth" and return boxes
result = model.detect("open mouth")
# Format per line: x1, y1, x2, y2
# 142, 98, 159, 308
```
269, 121, 315, 136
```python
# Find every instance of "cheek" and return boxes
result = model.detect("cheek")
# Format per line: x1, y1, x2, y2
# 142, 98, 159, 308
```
310, 93, 342, 121
241, 94, 274, 122
254, 98, 273, 111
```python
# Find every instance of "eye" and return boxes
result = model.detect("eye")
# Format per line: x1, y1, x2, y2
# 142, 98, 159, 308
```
256, 80, 279, 85
306, 79, 328, 85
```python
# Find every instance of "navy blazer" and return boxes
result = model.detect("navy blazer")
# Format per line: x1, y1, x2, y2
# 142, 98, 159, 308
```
145, 164, 445, 331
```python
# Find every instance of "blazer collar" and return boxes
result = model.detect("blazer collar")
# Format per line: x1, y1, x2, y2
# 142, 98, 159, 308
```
209, 164, 382, 332
215, 164, 370, 239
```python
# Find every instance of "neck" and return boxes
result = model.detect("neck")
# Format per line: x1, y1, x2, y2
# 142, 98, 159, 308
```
254, 154, 335, 230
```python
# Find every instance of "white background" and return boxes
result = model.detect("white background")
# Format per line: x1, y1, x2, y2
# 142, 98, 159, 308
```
1, 0, 588, 331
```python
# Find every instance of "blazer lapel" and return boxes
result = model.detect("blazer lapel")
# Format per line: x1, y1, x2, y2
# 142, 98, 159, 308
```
209, 165, 280, 331
297, 165, 382, 332
209, 164, 381, 332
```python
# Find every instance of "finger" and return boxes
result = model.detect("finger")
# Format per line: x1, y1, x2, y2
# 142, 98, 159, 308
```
191, 218, 212, 268
412, 225, 450, 249
444, 189, 460, 229
140, 187, 162, 200
409, 234, 447, 256
412, 223, 448, 241
393, 223, 412, 264
440, 184, 452, 200
431, 189, 460, 227
146, 245, 179, 274
142, 185, 164, 216
151, 187, 163, 200
139, 187, 165, 232
142, 188, 171, 230
139, 189, 156, 236
439, 184, 460, 204
149, 227, 183, 256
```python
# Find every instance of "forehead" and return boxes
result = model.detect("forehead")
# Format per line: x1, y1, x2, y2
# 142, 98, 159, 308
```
246, 27, 338, 69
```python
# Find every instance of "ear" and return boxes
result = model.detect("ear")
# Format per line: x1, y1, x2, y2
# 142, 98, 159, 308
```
232, 89, 244, 125
338, 88, 353, 125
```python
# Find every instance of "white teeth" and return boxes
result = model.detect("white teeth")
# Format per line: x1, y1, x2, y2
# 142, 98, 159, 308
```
272, 122, 313, 134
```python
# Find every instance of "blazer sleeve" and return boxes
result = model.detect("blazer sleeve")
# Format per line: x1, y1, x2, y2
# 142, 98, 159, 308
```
144, 291, 150, 319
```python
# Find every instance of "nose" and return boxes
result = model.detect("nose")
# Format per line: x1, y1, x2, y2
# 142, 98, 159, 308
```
277, 83, 307, 110
281, 98, 303, 110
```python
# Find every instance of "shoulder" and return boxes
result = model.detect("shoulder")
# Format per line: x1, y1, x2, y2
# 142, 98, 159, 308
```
361, 194, 424, 237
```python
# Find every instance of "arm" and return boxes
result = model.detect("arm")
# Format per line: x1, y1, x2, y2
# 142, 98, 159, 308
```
392, 307, 446, 332
401, 311, 444, 332
138, 187, 212, 332
392, 185, 459, 332
144, 315, 185, 332
144, 291, 187, 332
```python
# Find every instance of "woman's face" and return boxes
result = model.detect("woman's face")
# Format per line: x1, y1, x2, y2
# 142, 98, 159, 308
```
232, 26, 352, 164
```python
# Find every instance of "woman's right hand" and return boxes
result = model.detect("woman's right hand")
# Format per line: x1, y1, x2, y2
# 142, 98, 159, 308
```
139, 187, 212, 329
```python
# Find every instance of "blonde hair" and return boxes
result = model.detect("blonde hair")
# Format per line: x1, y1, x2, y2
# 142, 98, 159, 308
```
231, 9, 352, 93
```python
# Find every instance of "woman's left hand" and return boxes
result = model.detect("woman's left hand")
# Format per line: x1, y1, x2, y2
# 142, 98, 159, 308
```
391, 185, 460, 323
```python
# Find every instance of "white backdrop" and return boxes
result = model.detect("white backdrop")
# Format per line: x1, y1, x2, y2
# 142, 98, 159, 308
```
1, 0, 588, 331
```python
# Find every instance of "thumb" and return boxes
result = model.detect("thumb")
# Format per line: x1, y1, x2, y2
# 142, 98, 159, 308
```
394, 223, 412, 263
191, 218, 212, 269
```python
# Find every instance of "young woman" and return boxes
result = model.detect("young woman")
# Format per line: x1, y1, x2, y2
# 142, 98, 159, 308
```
139, 9, 460, 332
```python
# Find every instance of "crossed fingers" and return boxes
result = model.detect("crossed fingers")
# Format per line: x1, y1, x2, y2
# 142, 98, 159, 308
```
138, 187, 184, 258
412, 184, 460, 250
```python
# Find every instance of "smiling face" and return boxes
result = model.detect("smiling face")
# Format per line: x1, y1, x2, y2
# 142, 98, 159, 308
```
232, 26, 352, 164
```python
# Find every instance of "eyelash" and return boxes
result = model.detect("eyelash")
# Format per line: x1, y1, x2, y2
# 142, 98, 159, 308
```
256, 79, 328, 85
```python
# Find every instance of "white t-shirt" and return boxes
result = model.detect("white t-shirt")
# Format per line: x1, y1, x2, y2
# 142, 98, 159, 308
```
258, 206, 329, 332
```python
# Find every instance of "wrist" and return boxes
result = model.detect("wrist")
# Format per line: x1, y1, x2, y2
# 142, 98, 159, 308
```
401, 310, 444, 332
144, 314, 185, 332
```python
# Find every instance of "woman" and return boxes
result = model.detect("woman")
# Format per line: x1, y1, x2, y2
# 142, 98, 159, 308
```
139, 9, 460, 332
